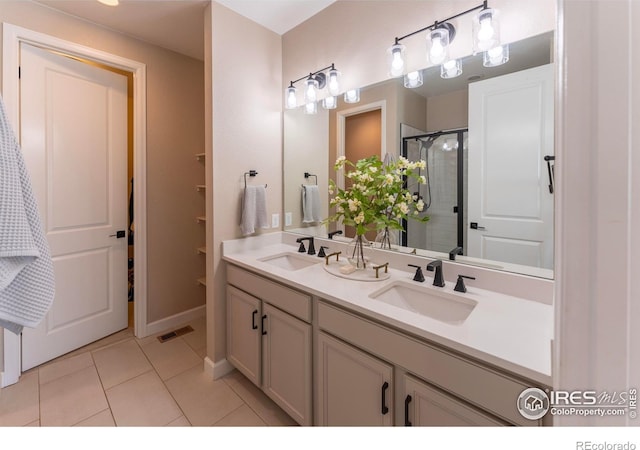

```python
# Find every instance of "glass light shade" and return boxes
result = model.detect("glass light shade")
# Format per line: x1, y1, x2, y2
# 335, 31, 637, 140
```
441, 138, 459, 152
440, 59, 462, 79
98, 0, 119, 5
428, 28, 450, 65
285, 86, 297, 109
304, 77, 319, 103
473, 8, 500, 54
387, 43, 407, 78
322, 96, 337, 110
404, 71, 423, 89
304, 101, 317, 115
483, 44, 509, 67
327, 69, 341, 96
344, 89, 360, 103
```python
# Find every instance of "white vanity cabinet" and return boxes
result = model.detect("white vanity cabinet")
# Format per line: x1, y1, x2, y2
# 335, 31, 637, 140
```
226, 264, 312, 425
316, 331, 393, 426
317, 300, 546, 427
402, 374, 505, 426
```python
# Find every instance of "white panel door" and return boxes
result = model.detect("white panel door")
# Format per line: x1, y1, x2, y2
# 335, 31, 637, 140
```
19, 43, 128, 370
467, 64, 554, 269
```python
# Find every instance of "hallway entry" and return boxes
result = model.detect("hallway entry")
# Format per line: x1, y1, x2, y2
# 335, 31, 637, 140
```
19, 42, 130, 370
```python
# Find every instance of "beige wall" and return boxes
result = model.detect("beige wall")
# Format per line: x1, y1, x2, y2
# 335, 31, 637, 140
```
0, 2, 205, 329
208, 2, 282, 364
426, 89, 469, 132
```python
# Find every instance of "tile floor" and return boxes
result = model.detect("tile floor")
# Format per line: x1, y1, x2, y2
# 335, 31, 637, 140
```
0, 316, 296, 427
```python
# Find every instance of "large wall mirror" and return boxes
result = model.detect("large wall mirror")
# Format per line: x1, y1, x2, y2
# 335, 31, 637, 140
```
283, 30, 556, 280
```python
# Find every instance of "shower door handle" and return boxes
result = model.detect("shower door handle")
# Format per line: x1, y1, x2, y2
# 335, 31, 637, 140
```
470, 222, 485, 230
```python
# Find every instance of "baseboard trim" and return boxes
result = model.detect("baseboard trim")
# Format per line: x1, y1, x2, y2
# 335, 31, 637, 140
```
142, 305, 205, 338
204, 357, 234, 380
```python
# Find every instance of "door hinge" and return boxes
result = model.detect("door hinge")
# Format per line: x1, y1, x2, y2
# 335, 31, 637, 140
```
18, 66, 21, 79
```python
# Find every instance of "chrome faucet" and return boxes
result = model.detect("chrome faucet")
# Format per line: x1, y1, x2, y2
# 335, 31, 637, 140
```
296, 236, 316, 255
426, 260, 445, 287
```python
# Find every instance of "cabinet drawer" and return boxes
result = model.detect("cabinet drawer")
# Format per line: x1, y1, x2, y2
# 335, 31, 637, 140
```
318, 301, 541, 426
227, 264, 311, 322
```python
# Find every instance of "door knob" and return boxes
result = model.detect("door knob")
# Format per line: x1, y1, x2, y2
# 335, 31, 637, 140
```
109, 230, 126, 238
470, 222, 485, 230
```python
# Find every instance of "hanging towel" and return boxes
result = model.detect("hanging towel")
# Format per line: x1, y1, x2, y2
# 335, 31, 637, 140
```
302, 185, 321, 223
0, 95, 55, 335
240, 185, 269, 236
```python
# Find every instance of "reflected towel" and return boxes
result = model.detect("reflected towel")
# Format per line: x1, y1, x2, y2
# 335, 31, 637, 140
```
240, 185, 269, 236
302, 185, 321, 223
0, 95, 55, 334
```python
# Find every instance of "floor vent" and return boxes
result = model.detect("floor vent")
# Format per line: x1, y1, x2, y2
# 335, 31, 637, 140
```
157, 325, 194, 343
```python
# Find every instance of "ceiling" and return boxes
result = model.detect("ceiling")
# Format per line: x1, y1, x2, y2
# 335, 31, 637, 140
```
34, 0, 337, 60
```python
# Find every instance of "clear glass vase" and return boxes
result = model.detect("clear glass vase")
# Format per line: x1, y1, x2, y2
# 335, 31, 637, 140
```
346, 234, 370, 269
374, 226, 397, 250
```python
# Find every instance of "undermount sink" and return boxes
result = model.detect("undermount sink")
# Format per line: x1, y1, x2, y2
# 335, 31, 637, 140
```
258, 252, 321, 271
368, 280, 477, 325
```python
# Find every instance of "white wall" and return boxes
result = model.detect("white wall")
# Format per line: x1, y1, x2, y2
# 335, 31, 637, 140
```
554, 0, 639, 426
207, 2, 282, 367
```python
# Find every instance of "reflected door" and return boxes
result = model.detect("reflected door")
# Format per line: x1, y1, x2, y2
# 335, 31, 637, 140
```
19, 43, 129, 370
467, 64, 554, 269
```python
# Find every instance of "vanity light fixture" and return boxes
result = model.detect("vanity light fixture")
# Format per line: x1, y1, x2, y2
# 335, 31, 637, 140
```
387, 1, 503, 87
483, 44, 509, 67
304, 101, 318, 115
343, 88, 360, 104
285, 63, 343, 111
441, 59, 463, 79
472, 7, 500, 54
322, 96, 338, 109
387, 43, 407, 77
404, 71, 423, 88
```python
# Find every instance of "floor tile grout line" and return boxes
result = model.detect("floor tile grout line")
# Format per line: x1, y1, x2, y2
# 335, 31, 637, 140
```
221, 376, 274, 427
134, 335, 194, 427
88, 347, 118, 427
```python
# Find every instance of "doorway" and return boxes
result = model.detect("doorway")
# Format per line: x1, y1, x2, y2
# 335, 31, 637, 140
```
1, 24, 148, 385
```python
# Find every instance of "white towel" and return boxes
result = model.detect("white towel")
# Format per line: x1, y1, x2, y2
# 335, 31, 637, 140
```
302, 185, 321, 223
240, 185, 269, 236
0, 95, 55, 335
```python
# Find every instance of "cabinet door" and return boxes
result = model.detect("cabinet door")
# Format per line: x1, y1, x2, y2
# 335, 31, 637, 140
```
262, 303, 312, 425
403, 374, 505, 426
226, 285, 261, 386
316, 332, 393, 426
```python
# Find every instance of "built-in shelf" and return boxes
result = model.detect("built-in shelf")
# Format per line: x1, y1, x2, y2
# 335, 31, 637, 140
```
196, 216, 206, 223
197, 246, 206, 255
196, 153, 205, 160
197, 277, 206, 286
196, 185, 206, 191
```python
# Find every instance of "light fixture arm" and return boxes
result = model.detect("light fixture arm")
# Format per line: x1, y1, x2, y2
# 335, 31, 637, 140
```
392, 1, 488, 45
288, 63, 337, 88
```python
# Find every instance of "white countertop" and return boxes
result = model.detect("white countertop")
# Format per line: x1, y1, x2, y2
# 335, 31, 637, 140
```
222, 232, 554, 386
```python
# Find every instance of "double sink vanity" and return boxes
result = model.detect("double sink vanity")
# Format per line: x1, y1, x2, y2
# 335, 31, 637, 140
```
222, 232, 554, 426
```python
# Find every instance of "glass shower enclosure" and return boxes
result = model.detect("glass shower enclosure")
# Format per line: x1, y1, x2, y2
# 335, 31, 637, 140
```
401, 129, 468, 256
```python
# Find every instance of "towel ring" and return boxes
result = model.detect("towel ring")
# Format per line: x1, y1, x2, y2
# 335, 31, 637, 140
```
244, 170, 267, 189
303, 172, 317, 186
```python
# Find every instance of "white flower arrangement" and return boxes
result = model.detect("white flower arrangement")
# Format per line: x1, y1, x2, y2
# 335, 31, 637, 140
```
326, 155, 430, 237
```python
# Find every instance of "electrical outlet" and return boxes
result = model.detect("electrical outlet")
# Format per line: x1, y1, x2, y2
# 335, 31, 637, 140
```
285, 212, 292, 227
271, 213, 280, 228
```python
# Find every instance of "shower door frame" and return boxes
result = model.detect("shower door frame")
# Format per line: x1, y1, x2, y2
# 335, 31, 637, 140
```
401, 128, 467, 250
